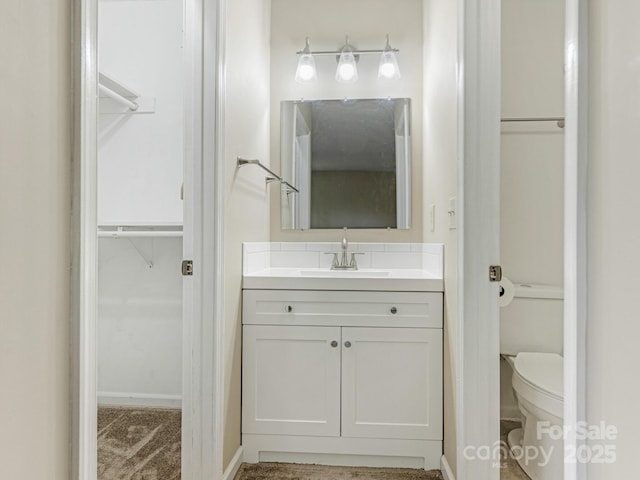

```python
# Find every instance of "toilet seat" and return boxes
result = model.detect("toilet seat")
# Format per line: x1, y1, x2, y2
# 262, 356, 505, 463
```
512, 352, 563, 419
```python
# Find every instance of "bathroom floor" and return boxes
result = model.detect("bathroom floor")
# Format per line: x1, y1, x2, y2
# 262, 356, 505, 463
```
233, 463, 443, 480
500, 420, 530, 480
97, 406, 181, 480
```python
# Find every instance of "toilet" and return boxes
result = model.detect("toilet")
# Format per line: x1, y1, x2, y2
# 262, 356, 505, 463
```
500, 281, 564, 480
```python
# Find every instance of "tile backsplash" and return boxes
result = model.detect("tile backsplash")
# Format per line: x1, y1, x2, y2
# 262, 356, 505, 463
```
243, 242, 443, 276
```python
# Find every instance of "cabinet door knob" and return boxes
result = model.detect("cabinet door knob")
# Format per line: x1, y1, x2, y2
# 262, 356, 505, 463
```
344, 341, 352, 348
390, 306, 398, 314
331, 340, 338, 348
286, 305, 293, 313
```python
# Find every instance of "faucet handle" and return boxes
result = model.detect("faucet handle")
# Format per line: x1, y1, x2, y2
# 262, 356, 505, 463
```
324, 252, 339, 268
349, 252, 365, 269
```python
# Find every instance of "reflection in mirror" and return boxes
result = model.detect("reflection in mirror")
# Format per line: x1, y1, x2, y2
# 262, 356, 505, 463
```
280, 98, 411, 230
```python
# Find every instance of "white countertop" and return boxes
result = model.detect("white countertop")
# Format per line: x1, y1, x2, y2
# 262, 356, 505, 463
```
242, 242, 444, 292
243, 267, 444, 292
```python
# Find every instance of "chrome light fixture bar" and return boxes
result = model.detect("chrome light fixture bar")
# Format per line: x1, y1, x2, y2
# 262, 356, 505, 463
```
294, 35, 400, 83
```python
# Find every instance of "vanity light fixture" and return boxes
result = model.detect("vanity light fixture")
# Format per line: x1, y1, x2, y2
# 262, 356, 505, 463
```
294, 37, 317, 82
294, 35, 401, 83
378, 35, 401, 80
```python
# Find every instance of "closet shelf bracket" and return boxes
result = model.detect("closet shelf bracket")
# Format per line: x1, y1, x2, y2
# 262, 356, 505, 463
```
127, 238, 154, 269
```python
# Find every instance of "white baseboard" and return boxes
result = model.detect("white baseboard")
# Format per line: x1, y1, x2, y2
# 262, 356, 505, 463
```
97, 392, 182, 409
441, 454, 455, 480
500, 406, 521, 421
222, 446, 244, 480
501, 413, 522, 423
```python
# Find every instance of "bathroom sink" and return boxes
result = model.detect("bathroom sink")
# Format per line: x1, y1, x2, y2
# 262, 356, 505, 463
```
299, 269, 391, 278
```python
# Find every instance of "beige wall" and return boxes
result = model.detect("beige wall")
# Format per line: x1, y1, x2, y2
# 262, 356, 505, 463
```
422, 0, 458, 475
0, 1, 71, 479
270, 0, 423, 243
587, 0, 640, 476
501, 0, 565, 286
222, 0, 272, 469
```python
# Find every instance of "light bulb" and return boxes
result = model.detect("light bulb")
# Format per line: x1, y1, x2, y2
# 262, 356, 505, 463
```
297, 61, 315, 81
379, 61, 396, 79
338, 61, 356, 81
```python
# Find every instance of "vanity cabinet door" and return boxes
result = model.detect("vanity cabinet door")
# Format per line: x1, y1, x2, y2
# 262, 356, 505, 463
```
341, 327, 443, 441
242, 325, 341, 437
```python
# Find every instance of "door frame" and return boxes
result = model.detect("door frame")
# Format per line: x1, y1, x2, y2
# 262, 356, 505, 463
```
71, 0, 98, 476
70, 0, 226, 478
563, 1, 588, 479
181, 0, 226, 478
455, 1, 502, 478
457, 0, 588, 478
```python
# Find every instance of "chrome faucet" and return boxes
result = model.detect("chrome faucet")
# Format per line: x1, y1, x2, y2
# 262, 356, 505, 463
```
340, 232, 349, 267
326, 228, 362, 270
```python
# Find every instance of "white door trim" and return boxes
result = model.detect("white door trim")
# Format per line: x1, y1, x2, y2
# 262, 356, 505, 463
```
211, 0, 227, 475
564, 0, 588, 479
71, 0, 98, 477
456, 0, 502, 478
181, 0, 225, 478
71, 0, 225, 478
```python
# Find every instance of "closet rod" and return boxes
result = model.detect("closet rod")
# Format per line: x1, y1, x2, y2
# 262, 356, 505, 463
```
99, 83, 139, 111
501, 117, 565, 128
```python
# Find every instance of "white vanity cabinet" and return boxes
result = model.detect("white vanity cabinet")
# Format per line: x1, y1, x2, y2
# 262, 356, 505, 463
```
241, 289, 444, 469
242, 324, 342, 437
340, 326, 442, 441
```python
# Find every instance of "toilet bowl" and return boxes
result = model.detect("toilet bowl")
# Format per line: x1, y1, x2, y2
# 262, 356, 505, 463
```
500, 280, 564, 480
505, 352, 564, 480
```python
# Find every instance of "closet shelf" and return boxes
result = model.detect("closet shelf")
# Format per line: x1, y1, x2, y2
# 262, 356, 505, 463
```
98, 72, 156, 114
98, 226, 183, 239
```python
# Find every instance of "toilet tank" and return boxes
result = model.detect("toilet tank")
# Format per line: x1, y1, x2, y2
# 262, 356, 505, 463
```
500, 283, 563, 356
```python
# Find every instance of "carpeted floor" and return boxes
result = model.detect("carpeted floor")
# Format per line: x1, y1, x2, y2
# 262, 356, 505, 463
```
234, 463, 444, 480
95, 409, 526, 480
97, 406, 181, 480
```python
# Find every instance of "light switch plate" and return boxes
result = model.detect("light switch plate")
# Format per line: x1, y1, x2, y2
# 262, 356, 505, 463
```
429, 204, 435, 232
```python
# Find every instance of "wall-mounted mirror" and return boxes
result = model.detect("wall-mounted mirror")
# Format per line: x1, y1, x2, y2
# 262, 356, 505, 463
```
280, 98, 412, 230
